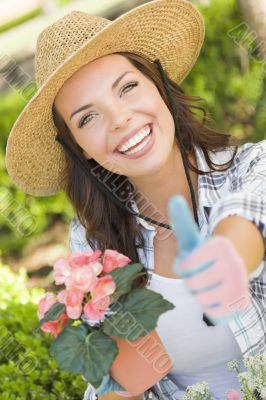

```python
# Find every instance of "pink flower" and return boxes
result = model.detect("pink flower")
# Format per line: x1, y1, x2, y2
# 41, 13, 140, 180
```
38, 293, 68, 337
65, 265, 98, 293
38, 293, 57, 319
84, 275, 116, 320
89, 261, 103, 276
102, 249, 131, 274
68, 250, 102, 268
91, 275, 116, 300
53, 258, 71, 285
226, 390, 242, 400
57, 288, 84, 319
40, 312, 68, 337
84, 296, 112, 320
53, 251, 103, 286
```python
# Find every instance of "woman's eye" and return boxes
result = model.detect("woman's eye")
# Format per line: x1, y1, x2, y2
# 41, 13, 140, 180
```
121, 82, 138, 96
78, 82, 138, 128
79, 113, 96, 128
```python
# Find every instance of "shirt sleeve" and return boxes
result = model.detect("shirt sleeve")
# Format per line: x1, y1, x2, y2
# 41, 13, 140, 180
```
83, 384, 99, 400
206, 140, 266, 357
207, 140, 266, 275
69, 217, 94, 253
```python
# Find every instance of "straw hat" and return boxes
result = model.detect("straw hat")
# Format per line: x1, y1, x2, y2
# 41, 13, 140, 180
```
5, 0, 205, 196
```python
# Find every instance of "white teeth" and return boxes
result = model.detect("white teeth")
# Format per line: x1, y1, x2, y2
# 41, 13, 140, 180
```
118, 126, 151, 152
130, 137, 138, 147
126, 134, 151, 155
131, 134, 137, 146
120, 144, 129, 152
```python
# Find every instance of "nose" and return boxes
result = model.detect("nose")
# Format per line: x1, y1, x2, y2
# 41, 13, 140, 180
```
109, 103, 133, 132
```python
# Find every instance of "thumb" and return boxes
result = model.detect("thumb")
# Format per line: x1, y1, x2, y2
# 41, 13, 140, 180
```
168, 195, 201, 260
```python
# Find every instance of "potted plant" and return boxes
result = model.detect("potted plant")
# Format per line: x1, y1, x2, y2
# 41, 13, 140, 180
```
36, 249, 174, 395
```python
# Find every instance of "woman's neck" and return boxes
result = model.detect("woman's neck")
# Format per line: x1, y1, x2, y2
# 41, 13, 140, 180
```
131, 147, 198, 234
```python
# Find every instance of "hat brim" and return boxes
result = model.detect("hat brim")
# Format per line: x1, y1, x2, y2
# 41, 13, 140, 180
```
5, 0, 205, 196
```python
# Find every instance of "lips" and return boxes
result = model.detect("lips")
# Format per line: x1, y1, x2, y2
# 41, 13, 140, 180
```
116, 125, 155, 159
115, 123, 152, 152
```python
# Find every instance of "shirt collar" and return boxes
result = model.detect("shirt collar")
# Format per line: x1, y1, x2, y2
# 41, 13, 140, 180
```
130, 199, 156, 231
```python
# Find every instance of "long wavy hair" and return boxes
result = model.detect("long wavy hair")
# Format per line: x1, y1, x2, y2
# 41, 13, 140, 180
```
52, 52, 243, 288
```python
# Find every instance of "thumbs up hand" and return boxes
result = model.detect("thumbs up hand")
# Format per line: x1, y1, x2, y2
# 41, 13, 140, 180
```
168, 195, 251, 325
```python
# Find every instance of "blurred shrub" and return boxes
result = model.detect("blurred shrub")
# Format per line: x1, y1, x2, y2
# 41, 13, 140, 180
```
184, 0, 265, 141
55, 0, 73, 6
0, 8, 43, 34
0, 91, 74, 257
0, 262, 87, 399
1, 0, 266, 257
0, 0, 74, 33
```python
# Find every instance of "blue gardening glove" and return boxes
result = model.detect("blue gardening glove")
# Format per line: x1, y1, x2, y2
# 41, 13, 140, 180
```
95, 374, 128, 396
168, 195, 251, 325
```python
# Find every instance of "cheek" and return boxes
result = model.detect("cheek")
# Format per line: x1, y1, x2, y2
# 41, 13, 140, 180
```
157, 100, 175, 132
73, 135, 93, 159
77, 136, 101, 160
80, 136, 110, 163
146, 90, 173, 126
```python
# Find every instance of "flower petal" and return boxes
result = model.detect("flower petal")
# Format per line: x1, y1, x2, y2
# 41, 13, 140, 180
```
91, 276, 116, 302
38, 293, 57, 319
103, 249, 131, 273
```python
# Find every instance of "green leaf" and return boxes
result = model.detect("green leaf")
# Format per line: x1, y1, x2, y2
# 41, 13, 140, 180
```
51, 323, 118, 388
109, 263, 143, 302
102, 288, 175, 341
36, 302, 66, 331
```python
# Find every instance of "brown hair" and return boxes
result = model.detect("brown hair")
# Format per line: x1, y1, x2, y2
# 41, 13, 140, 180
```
52, 52, 243, 288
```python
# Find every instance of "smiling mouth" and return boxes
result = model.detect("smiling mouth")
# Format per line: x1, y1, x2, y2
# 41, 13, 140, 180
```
116, 126, 152, 155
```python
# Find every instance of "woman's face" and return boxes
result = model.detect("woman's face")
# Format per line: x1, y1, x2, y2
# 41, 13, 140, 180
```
54, 54, 176, 179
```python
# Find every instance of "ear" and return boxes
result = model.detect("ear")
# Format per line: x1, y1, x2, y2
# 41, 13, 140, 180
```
82, 148, 92, 160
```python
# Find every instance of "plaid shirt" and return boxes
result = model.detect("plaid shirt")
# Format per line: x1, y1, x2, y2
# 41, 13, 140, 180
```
69, 140, 266, 400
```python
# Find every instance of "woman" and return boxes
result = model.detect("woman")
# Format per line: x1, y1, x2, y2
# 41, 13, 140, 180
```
5, 0, 266, 399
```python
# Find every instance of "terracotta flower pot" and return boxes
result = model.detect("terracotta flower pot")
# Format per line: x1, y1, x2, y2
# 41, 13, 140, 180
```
110, 329, 173, 396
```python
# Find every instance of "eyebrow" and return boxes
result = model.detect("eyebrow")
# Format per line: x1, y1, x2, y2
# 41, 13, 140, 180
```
70, 71, 133, 120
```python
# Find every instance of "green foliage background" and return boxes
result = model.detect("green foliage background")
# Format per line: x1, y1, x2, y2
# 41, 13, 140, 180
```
0, 263, 87, 399
182, 0, 266, 143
